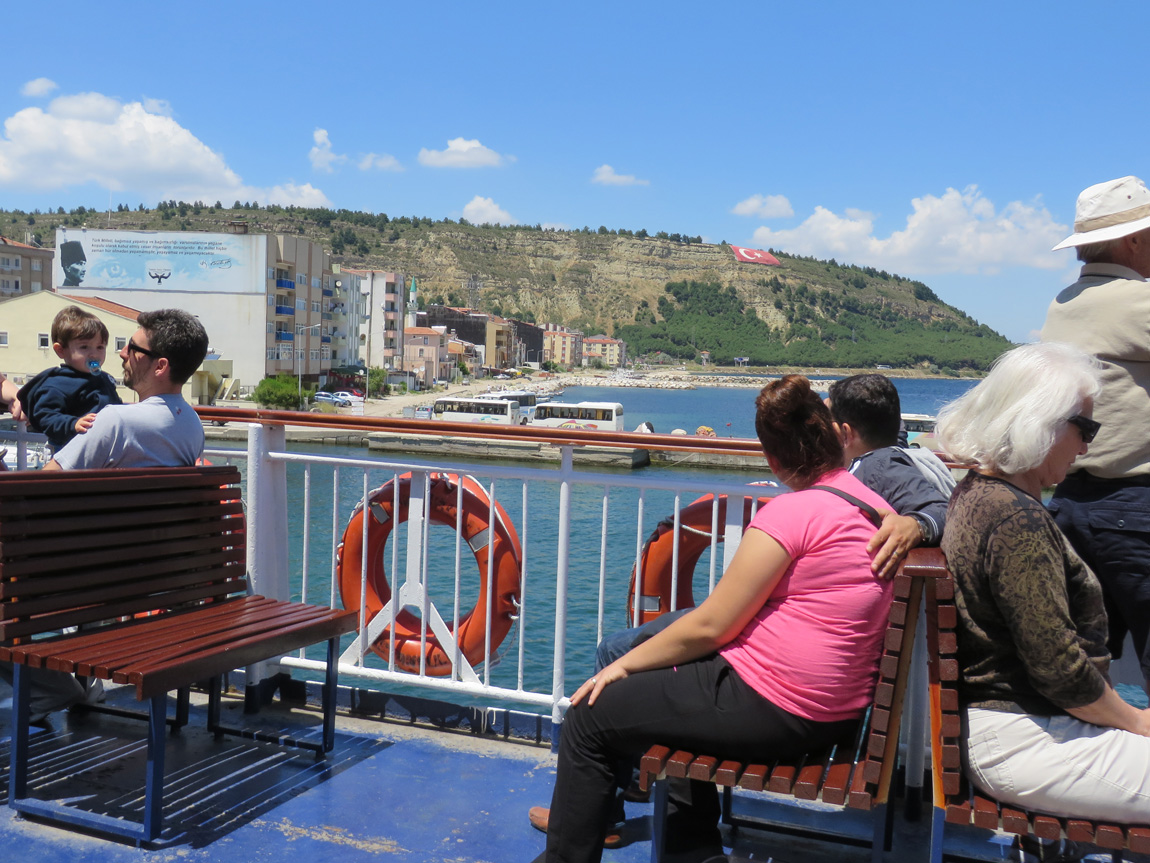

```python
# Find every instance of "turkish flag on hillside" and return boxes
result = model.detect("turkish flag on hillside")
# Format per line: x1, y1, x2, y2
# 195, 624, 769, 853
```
730, 245, 781, 265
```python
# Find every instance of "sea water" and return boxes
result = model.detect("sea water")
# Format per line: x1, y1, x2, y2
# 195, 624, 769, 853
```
556, 376, 976, 438
214, 377, 979, 701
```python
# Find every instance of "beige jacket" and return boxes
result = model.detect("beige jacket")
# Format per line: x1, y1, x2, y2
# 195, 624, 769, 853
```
1041, 263, 1150, 478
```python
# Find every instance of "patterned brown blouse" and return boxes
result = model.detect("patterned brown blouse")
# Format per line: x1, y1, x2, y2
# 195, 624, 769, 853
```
941, 472, 1110, 715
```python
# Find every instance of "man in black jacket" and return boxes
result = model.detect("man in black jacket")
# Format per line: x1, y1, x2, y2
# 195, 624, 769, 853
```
828, 373, 953, 578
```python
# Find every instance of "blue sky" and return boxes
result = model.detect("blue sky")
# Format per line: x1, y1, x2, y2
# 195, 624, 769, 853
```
2, 1, 1147, 343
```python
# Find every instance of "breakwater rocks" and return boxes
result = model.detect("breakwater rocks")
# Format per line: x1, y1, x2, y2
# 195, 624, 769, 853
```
553, 375, 694, 390
499, 372, 831, 396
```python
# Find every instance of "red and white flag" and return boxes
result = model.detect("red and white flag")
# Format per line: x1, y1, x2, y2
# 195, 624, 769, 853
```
730, 245, 781, 265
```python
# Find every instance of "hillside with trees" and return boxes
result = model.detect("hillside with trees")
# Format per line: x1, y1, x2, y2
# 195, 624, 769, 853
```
3, 201, 1012, 370
617, 278, 1008, 371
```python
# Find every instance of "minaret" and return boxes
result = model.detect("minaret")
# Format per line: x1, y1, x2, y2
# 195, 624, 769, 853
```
405, 276, 419, 328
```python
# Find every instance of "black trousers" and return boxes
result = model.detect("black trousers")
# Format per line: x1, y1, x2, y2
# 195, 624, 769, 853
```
1050, 473, 1150, 679
543, 652, 858, 863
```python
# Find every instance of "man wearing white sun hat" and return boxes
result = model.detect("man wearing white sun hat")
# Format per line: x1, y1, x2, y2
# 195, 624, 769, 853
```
1041, 175, 1150, 694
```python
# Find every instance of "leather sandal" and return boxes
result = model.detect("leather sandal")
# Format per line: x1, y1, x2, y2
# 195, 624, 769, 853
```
528, 806, 623, 848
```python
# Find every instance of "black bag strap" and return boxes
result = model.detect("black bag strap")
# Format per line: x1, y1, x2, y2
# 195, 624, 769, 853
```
809, 485, 884, 529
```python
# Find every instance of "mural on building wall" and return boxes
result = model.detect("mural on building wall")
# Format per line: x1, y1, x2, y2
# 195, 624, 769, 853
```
55, 229, 265, 294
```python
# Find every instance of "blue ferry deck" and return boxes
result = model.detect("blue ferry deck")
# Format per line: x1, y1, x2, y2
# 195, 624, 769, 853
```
0, 678, 1025, 863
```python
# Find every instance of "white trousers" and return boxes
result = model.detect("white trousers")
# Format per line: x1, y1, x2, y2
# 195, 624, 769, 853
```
964, 707, 1150, 822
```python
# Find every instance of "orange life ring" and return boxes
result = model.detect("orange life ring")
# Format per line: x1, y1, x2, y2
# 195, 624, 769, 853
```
625, 491, 773, 625
336, 471, 523, 676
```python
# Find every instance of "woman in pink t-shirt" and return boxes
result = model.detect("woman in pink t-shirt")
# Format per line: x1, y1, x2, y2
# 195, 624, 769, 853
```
543, 375, 894, 863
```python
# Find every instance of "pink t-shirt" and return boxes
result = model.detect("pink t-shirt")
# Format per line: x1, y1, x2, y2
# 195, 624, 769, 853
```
719, 468, 894, 722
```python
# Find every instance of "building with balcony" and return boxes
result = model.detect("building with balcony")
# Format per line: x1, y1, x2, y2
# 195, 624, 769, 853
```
345, 269, 406, 372
447, 336, 481, 377
327, 265, 362, 371
0, 236, 53, 298
583, 335, 626, 368
483, 314, 516, 371
542, 324, 583, 368
403, 326, 452, 389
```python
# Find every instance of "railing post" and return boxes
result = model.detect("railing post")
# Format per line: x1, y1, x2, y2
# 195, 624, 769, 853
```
246, 423, 290, 600
15, 420, 30, 470
244, 423, 290, 695
904, 603, 929, 820
722, 494, 743, 570
550, 446, 573, 747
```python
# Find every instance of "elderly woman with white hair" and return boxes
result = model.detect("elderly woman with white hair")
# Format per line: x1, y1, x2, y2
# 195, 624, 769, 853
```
937, 342, 1150, 821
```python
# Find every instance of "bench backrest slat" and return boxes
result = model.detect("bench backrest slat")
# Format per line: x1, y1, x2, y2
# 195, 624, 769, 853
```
0, 466, 246, 646
0, 532, 244, 588
0, 497, 244, 539
2, 554, 247, 618
1, 511, 243, 563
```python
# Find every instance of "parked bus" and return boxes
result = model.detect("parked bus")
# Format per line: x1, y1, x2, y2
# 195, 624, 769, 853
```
476, 390, 538, 421
530, 401, 624, 431
432, 397, 523, 425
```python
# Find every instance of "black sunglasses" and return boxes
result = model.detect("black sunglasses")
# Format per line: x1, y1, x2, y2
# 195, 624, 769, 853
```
1066, 414, 1101, 444
127, 339, 162, 360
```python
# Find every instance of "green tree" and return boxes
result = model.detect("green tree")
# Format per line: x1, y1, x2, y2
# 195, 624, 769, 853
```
252, 375, 307, 409
367, 367, 389, 398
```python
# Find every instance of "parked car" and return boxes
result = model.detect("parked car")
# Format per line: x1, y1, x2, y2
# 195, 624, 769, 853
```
332, 391, 364, 403
314, 392, 351, 407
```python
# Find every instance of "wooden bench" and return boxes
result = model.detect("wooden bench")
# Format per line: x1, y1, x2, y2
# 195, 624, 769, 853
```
0, 465, 358, 843
638, 560, 927, 863
921, 547, 1150, 863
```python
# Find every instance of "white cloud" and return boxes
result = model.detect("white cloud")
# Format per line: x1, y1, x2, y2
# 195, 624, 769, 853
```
591, 164, 649, 186
308, 128, 345, 173
142, 97, 172, 117
462, 195, 513, 225
0, 90, 331, 207
418, 137, 505, 168
260, 182, 331, 207
358, 152, 403, 172
21, 78, 57, 98
50, 92, 121, 122
732, 193, 793, 219
750, 186, 1067, 275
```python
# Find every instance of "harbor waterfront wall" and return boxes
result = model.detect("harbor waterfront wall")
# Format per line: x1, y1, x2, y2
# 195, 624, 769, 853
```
203, 424, 770, 471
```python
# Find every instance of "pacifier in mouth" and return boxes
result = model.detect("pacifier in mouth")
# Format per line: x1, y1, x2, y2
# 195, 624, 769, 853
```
88, 360, 100, 372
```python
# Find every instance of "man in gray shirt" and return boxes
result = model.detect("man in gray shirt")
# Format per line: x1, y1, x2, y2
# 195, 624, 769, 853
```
5, 309, 209, 725
46, 308, 208, 470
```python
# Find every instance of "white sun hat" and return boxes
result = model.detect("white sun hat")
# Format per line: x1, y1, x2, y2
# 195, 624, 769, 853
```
1053, 175, 1150, 250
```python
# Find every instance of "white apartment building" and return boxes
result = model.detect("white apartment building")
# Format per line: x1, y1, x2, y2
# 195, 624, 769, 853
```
345, 269, 406, 371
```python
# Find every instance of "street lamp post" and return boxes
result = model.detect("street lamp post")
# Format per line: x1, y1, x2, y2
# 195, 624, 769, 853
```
296, 323, 322, 406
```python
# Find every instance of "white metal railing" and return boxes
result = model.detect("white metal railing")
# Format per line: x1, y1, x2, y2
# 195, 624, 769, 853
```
0, 421, 48, 470
211, 421, 781, 726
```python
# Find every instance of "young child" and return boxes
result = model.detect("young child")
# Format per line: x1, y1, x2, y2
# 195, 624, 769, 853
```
17, 306, 123, 450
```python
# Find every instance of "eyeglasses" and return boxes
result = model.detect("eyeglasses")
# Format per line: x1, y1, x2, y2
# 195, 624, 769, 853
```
1066, 414, 1101, 444
126, 339, 162, 360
